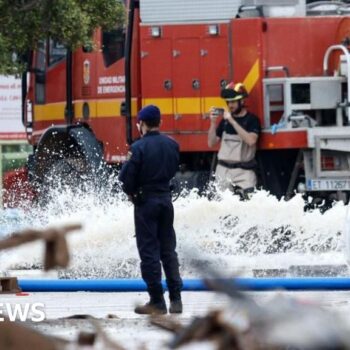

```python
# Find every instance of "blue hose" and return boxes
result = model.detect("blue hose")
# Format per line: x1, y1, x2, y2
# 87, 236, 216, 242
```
17, 277, 350, 292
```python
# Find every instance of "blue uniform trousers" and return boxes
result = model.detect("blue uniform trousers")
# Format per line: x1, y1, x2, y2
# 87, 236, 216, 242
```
134, 194, 183, 300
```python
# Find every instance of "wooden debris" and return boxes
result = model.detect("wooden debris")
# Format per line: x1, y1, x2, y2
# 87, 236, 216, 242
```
0, 317, 68, 350
88, 316, 127, 350
150, 317, 183, 334
151, 310, 260, 350
62, 314, 126, 350
171, 311, 251, 349
77, 331, 96, 346
62, 314, 92, 319
185, 260, 350, 350
0, 224, 82, 270
0, 277, 21, 293
0, 224, 82, 250
44, 232, 69, 270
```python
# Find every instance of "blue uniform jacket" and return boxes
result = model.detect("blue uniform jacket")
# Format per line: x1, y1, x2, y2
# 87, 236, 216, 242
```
118, 131, 179, 195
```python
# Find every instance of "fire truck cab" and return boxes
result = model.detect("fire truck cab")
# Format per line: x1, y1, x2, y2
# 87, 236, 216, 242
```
20, 0, 350, 202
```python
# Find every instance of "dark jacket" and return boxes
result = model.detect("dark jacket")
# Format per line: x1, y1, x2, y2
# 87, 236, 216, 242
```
118, 131, 179, 196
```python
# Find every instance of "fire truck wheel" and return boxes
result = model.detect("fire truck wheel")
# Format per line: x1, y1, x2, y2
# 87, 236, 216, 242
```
38, 156, 97, 204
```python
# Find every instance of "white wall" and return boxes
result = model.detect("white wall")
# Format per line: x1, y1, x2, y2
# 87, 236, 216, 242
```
0, 75, 25, 138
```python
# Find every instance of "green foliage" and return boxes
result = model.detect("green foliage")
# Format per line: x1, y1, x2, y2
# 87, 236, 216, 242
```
0, 0, 125, 74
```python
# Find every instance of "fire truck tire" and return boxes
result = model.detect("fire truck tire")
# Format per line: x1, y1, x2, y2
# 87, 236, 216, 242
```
38, 157, 94, 204
46, 157, 89, 187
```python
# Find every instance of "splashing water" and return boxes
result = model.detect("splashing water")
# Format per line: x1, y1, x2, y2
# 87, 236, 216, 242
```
0, 182, 349, 278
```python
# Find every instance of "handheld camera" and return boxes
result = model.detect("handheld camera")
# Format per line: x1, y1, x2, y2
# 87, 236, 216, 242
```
212, 107, 225, 116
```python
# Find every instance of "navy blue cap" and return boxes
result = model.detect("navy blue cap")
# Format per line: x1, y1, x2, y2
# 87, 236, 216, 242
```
137, 105, 161, 122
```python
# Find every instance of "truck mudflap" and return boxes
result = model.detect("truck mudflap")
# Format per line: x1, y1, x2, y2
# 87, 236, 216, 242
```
29, 124, 106, 189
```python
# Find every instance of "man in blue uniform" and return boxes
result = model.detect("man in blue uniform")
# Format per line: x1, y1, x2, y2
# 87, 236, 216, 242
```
119, 105, 183, 315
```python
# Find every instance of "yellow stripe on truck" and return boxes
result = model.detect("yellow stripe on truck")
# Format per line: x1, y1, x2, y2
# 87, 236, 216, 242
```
34, 96, 232, 122
142, 97, 225, 115
243, 58, 260, 93
34, 103, 66, 121
96, 99, 121, 117
34, 98, 138, 121
142, 98, 174, 114
176, 97, 200, 115
201, 97, 226, 112
95, 98, 138, 118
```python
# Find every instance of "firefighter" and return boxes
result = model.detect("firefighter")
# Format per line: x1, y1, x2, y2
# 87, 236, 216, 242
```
208, 83, 261, 197
118, 105, 183, 315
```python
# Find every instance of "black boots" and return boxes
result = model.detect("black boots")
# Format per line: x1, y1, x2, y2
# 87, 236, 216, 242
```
169, 299, 183, 313
134, 295, 167, 315
134, 297, 183, 314
134, 285, 183, 315
134, 294, 183, 314
169, 290, 183, 314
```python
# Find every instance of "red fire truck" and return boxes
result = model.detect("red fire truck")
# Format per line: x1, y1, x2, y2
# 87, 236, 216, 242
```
14, 0, 350, 204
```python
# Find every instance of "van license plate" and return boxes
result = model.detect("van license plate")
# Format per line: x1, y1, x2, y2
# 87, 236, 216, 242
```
307, 179, 350, 191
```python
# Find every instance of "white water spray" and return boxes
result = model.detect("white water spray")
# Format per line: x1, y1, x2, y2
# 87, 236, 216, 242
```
0, 184, 349, 278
